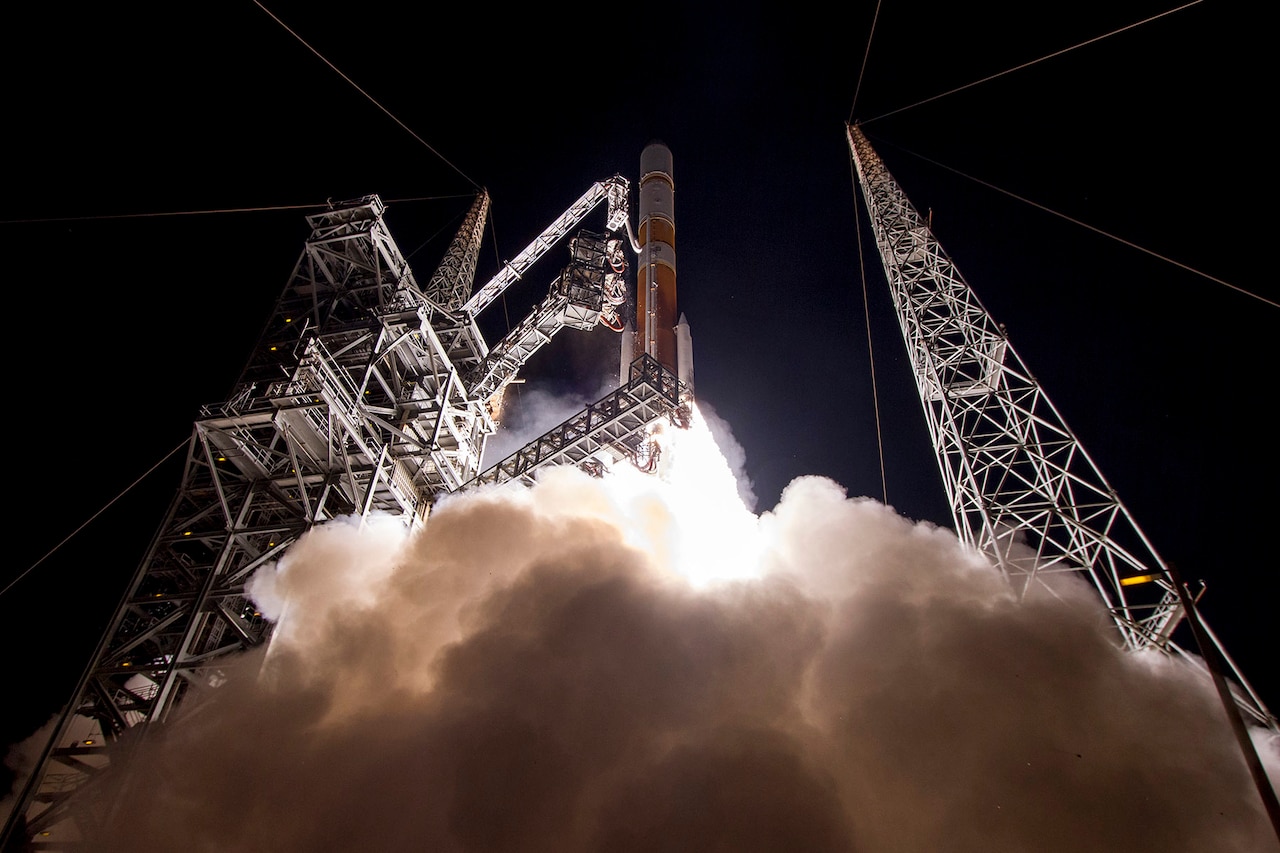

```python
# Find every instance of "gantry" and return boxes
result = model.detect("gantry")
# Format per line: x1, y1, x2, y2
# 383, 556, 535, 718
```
3, 173, 689, 846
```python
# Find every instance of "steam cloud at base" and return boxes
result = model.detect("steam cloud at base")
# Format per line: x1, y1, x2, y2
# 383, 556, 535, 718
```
81, 409, 1278, 851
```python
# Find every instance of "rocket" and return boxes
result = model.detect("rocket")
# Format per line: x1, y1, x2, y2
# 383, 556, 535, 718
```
623, 141, 693, 394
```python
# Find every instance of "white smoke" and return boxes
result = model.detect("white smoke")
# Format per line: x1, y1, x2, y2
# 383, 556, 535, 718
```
69, 405, 1277, 852
481, 376, 619, 467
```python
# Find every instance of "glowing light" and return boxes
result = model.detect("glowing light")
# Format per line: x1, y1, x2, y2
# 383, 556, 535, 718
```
602, 402, 762, 588
1120, 573, 1161, 587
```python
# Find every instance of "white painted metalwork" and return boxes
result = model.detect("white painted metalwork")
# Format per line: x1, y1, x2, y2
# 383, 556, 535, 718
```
471, 354, 688, 488
846, 123, 1275, 733
6, 196, 497, 842
466, 232, 623, 404
424, 190, 490, 312
459, 176, 630, 317
5, 171, 679, 847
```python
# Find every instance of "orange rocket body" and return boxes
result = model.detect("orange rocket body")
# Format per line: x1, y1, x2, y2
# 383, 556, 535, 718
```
634, 142, 678, 375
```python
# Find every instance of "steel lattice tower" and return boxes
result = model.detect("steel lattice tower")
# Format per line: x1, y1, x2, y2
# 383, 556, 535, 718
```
5, 176, 688, 846
846, 123, 1275, 734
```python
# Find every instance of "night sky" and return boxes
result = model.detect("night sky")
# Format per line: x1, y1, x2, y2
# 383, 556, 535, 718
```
2, 0, 1273, 789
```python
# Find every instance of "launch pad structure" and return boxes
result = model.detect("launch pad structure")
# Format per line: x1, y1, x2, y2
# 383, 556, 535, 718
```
5, 129, 1277, 847
3, 144, 691, 847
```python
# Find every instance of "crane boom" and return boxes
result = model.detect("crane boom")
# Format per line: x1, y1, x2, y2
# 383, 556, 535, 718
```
460, 175, 630, 317
465, 232, 625, 402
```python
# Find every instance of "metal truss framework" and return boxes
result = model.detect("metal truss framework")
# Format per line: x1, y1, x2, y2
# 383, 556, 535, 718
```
846, 124, 1274, 731
7, 196, 494, 844
424, 190, 490, 312
468, 232, 628, 403
6, 187, 681, 847
460, 176, 630, 318
471, 354, 688, 489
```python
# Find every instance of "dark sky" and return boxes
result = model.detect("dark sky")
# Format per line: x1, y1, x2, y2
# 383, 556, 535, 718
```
2, 0, 1273, 781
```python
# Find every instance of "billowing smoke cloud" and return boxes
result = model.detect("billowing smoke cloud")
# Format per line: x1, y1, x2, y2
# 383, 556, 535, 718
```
75, 409, 1277, 851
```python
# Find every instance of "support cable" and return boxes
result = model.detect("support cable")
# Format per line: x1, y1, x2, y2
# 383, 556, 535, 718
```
485, 206, 514, 336
845, 0, 887, 502
846, 0, 883, 123
0, 438, 189, 599
488, 205, 519, 422
866, 133, 1278, 310
859, 1, 1204, 126
249, 0, 479, 190
0, 195, 471, 227
850, 156, 888, 504
404, 205, 468, 262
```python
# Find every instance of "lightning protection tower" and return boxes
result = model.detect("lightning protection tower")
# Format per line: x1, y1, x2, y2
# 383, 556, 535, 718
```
845, 123, 1275, 734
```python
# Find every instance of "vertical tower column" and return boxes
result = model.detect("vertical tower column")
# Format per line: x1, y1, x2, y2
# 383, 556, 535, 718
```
634, 142, 678, 374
